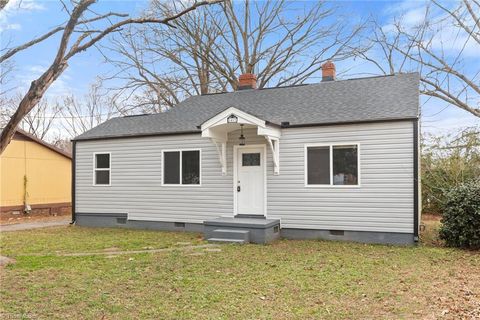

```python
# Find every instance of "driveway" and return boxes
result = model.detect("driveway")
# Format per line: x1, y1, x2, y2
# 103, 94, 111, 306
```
0, 218, 71, 232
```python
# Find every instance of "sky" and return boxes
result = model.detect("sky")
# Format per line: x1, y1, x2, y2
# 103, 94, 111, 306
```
1, 0, 479, 138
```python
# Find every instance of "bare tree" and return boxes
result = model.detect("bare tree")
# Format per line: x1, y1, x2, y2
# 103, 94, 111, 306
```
0, 0, 9, 11
357, 0, 480, 118
102, 0, 365, 112
59, 83, 122, 138
0, 0, 222, 154
1, 94, 60, 140
21, 98, 61, 140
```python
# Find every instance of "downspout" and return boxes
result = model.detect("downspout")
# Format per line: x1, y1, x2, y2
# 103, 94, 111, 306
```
413, 119, 419, 242
70, 140, 76, 224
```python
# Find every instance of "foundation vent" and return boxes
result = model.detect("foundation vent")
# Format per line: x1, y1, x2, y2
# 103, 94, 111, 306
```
174, 222, 186, 228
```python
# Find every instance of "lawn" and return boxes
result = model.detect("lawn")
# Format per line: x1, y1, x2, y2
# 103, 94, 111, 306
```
1, 219, 479, 319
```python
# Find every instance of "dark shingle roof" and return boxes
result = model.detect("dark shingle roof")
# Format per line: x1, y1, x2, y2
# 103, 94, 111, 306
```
74, 73, 419, 141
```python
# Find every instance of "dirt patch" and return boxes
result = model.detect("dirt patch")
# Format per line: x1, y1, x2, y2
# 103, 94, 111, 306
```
0, 256, 16, 266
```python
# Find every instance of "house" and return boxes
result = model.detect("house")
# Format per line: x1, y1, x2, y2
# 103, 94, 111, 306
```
0, 129, 72, 220
72, 62, 420, 245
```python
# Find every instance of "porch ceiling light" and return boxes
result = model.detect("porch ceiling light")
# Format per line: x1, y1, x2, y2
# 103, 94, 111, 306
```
239, 124, 246, 146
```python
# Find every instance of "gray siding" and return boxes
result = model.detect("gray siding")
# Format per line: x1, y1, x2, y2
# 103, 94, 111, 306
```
269, 121, 414, 233
76, 129, 261, 223
75, 121, 414, 234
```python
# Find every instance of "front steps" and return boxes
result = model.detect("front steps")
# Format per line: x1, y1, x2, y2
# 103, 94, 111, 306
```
207, 229, 250, 243
204, 217, 280, 244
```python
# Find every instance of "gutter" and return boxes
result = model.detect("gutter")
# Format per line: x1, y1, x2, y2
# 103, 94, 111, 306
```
282, 117, 418, 128
70, 141, 76, 225
73, 130, 200, 142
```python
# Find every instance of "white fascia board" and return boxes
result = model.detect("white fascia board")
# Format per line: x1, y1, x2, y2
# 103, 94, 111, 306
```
201, 128, 227, 142
200, 107, 266, 131
257, 125, 281, 139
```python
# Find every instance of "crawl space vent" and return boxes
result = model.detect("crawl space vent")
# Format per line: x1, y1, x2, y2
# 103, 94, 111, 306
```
329, 230, 344, 236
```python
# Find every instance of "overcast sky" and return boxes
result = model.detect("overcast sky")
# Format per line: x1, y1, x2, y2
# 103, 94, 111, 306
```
1, 0, 479, 137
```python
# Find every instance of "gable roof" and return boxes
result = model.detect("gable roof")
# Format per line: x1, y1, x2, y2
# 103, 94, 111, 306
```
4, 128, 72, 159
74, 73, 419, 141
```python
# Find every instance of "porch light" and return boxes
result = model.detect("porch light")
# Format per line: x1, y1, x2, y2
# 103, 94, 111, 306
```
227, 114, 238, 123
239, 124, 246, 146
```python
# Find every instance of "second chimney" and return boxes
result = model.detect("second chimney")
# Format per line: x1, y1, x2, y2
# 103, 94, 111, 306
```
238, 73, 257, 90
321, 61, 336, 81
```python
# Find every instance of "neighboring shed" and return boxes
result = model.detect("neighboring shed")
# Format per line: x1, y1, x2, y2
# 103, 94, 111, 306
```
0, 129, 72, 220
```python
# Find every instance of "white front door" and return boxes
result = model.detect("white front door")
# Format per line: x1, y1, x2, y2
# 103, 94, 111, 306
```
236, 146, 265, 216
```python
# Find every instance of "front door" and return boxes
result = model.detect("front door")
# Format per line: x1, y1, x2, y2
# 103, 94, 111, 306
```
236, 146, 265, 216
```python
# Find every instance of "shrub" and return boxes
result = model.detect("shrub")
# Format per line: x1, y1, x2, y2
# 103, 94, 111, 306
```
422, 127, 480, 214
439, 180, 480, 249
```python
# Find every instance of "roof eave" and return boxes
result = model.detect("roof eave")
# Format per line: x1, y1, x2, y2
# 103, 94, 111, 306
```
73, 117, 418, 142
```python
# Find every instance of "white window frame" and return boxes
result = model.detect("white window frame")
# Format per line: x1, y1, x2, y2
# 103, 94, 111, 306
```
161, 149, 202, 187
304, 143, 361, 188
93, 152, 111, 186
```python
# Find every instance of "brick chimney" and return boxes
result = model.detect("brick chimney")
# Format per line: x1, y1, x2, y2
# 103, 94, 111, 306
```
238, 73, 257, 90
321, 61, 336, 81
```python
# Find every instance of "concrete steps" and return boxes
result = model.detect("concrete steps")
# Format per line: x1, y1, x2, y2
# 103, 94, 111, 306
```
207, 238, 247, 244
203, 217, 281, 244
207, 229, 250, 244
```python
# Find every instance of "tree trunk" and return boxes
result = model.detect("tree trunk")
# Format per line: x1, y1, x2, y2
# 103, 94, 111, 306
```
0, 62, 67, 153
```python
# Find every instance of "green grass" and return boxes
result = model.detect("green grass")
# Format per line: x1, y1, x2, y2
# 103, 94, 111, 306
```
1, 224, 479, 319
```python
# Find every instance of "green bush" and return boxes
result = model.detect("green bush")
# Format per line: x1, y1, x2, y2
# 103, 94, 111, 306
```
439, 180, 480, 249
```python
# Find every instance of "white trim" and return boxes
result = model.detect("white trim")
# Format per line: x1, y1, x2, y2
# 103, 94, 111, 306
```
257, 126, 281, 139
233, 144, 267, 217
304, 143, 361, 188
266, 136, 280, 175
211, 139, 227, 175
92, 152, 111, 186
200, 106, 266, 131
161, 148, 202, 187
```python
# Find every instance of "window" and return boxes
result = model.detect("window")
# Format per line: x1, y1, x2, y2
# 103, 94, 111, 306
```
332, 145, 358, 185
306, 144, 359, 186
242, 153, 260, 166
94, 153, 110, 185
307, 146, 330, 184
163, 150, 200, 185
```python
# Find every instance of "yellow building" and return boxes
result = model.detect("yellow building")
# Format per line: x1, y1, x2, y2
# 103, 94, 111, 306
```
0, 129, 71, 218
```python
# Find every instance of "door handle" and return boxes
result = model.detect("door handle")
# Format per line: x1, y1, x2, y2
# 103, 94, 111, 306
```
237, 186, 241, 192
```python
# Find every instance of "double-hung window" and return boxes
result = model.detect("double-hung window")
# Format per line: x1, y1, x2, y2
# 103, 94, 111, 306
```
163, 150, 201, 185
94, 153, 111, 185
306, 144, 359, 186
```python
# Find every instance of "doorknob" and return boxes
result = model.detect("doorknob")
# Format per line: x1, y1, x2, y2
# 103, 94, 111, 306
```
237, 186, 241, 192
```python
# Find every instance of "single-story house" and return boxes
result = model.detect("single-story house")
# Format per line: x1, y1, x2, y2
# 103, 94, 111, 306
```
72, 62, 420, 245
0, 128, 72, 220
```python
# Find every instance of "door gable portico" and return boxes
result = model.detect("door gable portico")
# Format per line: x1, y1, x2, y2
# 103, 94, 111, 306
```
200, 107, 281, 175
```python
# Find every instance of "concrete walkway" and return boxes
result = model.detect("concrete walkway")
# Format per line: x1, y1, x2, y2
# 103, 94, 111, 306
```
0, 218, 70, 232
